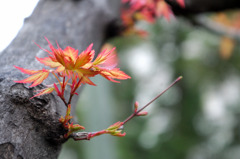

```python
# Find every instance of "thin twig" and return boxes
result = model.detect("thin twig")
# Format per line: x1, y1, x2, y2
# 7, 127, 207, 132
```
123, 76, 183, 124
52, 72, 62, 87
70, 76, 183, 141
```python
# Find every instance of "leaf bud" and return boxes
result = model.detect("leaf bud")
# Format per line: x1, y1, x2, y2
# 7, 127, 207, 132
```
137, 111, 148, 116
134, 101, 139, 112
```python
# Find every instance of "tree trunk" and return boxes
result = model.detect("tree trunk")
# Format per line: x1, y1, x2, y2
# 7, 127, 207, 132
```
0, 0, 239, 158
0, 0, 120, 158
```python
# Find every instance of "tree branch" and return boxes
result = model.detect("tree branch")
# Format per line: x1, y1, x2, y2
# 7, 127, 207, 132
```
167, 0, 240, 15
189, 15, 240, 41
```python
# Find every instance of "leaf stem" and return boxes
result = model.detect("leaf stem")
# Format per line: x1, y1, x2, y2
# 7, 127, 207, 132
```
52, 72, 62, 87
61, 76, 66, 97
68, 77, 82, 105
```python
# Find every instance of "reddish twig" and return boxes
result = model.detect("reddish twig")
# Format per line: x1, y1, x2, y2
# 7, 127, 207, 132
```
71, 76, 183, 141
123, 76, 183, 124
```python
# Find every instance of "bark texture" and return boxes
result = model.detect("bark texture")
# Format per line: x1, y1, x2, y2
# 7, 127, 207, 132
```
0, 0, 239, 158
0, 0, 120, 158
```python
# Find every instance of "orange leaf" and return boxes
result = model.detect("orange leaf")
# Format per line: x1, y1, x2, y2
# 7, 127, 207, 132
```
63, 56, 75, 70
53, 49, 65, 66
14, 66, 41, 75
76, 68, 98, 77
55, 65, 65, 73
63, 46, 79, 62
15, 69, 49, 87
140, 9, 156, 23
94, 44, 117, 69
75, 68, 98, 86
36, 57, 61, 68
30, 87, 55, 99
44, 37, 59, 56
81, 76, 96, 86
100, 68, 131, 83
30, 71, 50, 87
156, 1, 173, 21
74, 44, 95, 68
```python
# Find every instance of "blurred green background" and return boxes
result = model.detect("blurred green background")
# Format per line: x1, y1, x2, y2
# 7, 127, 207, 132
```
59, 15, 240, 159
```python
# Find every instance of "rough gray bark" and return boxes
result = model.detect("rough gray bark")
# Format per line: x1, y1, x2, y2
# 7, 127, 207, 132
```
0, 0, 240, 158
0, 0, 120, 158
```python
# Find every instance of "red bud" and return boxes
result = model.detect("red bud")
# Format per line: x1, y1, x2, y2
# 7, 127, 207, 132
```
134, 101, 139, 112
137, 111, 148, 116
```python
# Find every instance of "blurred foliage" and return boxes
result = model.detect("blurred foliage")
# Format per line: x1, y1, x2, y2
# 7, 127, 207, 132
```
59, 14, 240, 159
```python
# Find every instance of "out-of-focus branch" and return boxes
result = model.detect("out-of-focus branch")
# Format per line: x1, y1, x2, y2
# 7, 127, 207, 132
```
167, 0, 240, 15
190, 15, 240, 41
166, 0, 240, 40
